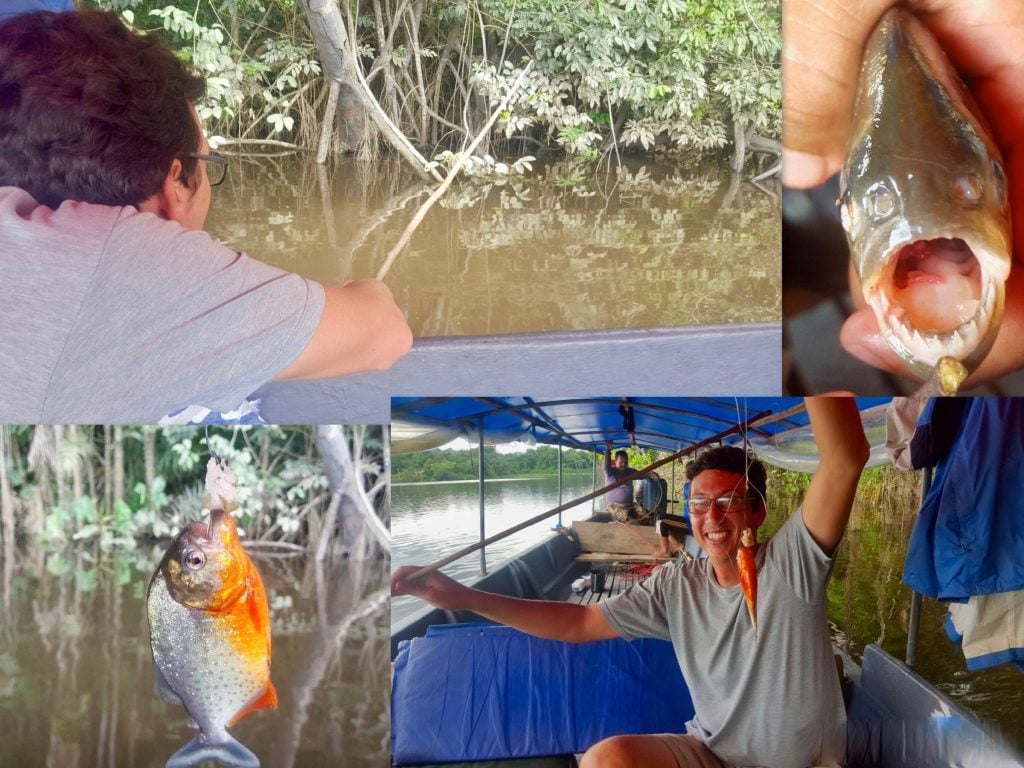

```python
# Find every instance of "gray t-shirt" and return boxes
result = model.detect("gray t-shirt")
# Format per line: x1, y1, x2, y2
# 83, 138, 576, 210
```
0, 187, 325, 422
598, 509, 845, 768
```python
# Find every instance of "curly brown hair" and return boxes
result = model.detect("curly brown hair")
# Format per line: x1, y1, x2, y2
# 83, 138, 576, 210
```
685, 445, 767, 505
0, 9, 205, 208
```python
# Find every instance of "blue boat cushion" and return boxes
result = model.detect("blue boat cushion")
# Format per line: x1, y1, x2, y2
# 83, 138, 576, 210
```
392, 623, 694, 764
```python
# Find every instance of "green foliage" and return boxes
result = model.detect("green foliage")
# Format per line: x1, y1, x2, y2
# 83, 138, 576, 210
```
472, 0, 779, 155
393, 445, 593, 483
86, 0, 321, 141
81, 0, 777, 163
7, 426, 378, 548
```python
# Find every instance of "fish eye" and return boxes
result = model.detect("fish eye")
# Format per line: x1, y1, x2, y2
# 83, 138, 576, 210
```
954, 173, 983, 206
182, 549, 206, 571
866, 182, 894, 220
991, 160, 1007, 205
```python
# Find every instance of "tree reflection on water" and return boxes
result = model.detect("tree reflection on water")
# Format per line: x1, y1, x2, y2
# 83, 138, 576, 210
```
206, 155, 780, 338
0, 545, 388, 768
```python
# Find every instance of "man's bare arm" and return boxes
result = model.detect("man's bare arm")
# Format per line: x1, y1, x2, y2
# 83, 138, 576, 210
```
273, 279, 412, 380
391, 566, 619, 643
801, 396, 870, 556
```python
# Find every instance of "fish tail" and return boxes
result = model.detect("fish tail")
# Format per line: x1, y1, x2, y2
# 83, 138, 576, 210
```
166, 734, 260, 768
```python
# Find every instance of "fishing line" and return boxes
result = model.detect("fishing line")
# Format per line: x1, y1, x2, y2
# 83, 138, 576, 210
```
204, 425, 225, 473
732, 397, 752, 535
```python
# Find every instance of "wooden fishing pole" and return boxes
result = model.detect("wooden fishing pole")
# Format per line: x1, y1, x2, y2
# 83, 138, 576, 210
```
402, 401, 807, 581
374, 62, 534, 281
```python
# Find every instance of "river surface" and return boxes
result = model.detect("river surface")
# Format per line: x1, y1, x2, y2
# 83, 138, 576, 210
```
204, 155, 779, 338
391, 474, 596, 624
392, 473, 1024, 753
0, 544, 389, 767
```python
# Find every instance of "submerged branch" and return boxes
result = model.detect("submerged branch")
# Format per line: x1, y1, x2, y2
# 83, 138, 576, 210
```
375, 60, 534, 280
243, 540, 308, 552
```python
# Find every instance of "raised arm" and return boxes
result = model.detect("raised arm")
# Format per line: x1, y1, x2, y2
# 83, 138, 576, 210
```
273, 279, 412, 380
391, 566, 619, 643
801, 396, 870, 556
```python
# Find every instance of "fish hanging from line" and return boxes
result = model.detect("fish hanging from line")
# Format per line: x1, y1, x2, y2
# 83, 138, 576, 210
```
737, 527, 757, 633
147, 490, 275, 768
839, 8, 1011, 394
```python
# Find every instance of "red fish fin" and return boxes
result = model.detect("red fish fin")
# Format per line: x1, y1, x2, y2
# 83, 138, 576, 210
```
246, 579, 263, 634
230, 682, 278, 727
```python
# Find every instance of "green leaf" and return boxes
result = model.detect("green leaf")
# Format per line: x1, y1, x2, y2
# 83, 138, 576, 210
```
45, 553, 71, 577
75, 569, 98, 593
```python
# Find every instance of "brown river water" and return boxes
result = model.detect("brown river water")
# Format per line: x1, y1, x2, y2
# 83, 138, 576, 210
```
204, 154, 779, 337
0, 545, 389, 767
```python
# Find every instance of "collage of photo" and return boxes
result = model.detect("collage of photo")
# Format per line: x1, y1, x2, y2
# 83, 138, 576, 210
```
2, 1, 1023, 767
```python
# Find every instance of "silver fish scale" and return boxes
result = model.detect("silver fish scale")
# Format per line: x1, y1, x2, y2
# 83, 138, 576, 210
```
148, 571, 268, 739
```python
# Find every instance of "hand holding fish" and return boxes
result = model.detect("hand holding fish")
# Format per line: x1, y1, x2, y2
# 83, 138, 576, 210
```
784, 0, 1024, 189
784, 0, 1024, 389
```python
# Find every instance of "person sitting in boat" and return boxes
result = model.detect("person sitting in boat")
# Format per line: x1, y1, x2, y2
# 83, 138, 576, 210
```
654, 512, 690, 561
602, 442, 641, 523
0, 10, 412, 423
392, 397, 869, 768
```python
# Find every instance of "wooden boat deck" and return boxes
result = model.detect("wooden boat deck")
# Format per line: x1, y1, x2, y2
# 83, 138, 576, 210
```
567, 562, 656, 605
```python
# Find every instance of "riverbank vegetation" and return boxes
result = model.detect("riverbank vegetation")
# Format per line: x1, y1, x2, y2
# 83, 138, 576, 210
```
0, 426, 387, 556
81, 0, 779, 174
392, 444, 592, 483
392, 444, 922, 517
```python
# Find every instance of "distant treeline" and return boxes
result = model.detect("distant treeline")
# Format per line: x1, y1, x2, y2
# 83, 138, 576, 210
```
392, 445, 594, 483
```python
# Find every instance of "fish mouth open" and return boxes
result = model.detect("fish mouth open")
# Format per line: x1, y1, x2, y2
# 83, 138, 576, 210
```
868, 237, 999, 367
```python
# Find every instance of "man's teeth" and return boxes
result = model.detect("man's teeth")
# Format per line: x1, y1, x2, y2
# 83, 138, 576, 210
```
705, 530, 729, 542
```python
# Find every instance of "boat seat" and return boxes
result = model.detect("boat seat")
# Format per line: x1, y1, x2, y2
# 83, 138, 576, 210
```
391, 623, 694, 764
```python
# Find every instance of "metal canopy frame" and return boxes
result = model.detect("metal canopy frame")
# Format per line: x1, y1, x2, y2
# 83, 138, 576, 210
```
391, 396, 893, 454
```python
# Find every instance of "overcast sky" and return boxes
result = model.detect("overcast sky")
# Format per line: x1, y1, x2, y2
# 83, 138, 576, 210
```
441, 438, 534, 454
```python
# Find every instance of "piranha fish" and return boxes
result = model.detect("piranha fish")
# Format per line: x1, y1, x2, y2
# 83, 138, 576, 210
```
839, 8, 1011, 393
147, 509, 276, 768
736, 527, 757, 632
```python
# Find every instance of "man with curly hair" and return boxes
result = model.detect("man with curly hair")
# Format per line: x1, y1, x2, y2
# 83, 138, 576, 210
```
0, 9, 411, 422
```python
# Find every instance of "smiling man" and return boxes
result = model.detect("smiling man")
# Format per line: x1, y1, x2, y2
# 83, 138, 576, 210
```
392, 397, 869, 768
0, 10, 412, 422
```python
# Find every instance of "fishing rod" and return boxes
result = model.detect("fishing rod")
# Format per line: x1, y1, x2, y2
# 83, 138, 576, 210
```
402, 401, 807, 582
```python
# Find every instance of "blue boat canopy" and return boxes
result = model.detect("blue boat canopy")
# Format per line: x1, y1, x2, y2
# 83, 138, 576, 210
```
392, 397, 892, 469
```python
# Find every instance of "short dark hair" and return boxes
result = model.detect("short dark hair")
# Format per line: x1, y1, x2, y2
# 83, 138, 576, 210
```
614, 450, 628, 462
0, 10, 206, 208
685, 445, 767, 505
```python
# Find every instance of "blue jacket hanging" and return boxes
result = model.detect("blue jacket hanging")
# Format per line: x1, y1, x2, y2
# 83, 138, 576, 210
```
902, 398, 1024, 602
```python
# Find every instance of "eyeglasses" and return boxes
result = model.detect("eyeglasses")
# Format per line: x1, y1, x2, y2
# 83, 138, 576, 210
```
187, 152, 229, 187
687, 495, 753, 516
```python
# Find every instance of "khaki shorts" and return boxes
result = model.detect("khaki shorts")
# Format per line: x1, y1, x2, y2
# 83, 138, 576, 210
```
654, 734, 735, 768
